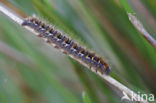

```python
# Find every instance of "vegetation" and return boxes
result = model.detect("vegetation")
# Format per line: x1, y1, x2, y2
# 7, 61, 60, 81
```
0, 0, 156, 103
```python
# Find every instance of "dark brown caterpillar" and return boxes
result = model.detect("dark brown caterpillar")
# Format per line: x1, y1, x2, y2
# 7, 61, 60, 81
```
22, 17, 111, 74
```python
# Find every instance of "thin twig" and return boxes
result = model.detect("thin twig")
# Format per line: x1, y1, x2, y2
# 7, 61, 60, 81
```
128, 13, 156, 49
0, 3, 148, 103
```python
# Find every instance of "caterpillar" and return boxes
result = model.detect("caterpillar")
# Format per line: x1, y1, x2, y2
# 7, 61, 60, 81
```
22, 16, 111, 75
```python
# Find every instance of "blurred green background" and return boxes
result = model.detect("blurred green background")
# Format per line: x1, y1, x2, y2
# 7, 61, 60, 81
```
0, 0, 156, 103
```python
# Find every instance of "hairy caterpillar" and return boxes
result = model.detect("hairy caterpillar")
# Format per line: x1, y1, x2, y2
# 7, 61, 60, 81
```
22, 17, 111, 74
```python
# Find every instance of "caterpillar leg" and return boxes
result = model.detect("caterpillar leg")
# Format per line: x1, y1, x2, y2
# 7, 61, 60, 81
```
89, 64, 92, 69
54, 45, 59, 49
105, 67, 111, 75
38, 33, 44, 37
63, 51, 68, 55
